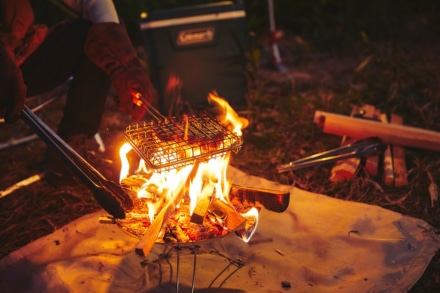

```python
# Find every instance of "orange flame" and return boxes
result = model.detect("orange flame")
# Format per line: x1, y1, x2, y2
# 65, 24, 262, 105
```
234, 208, 259, 243
208, 92, 249, 136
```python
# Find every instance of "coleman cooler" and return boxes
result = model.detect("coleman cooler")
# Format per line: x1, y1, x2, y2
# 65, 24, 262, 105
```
140, 1, 248, 116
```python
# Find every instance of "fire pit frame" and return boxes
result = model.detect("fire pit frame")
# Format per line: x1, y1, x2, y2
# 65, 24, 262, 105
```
141, 235, 245, 292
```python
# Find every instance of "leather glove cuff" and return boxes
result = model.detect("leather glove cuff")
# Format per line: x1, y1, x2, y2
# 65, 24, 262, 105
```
84, 22, 153, 120
0, 44, 26, 123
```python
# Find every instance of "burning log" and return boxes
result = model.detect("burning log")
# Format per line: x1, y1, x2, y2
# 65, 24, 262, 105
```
135, 191, 185, 256
135, 162, 199, 256
314, 110, 440, 152
190, 183, 214, 224
120, 175, 149, 194
208, 199, 246, 231
229, 184, 290, 213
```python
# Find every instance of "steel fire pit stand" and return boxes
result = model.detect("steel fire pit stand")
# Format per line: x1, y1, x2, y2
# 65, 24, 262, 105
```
145, 238, 245, 292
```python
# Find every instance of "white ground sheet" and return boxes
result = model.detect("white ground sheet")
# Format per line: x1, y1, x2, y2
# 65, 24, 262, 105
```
1, 166, 439, 292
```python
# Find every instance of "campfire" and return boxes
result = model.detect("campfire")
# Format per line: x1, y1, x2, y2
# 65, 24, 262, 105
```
115, 93, 289, 257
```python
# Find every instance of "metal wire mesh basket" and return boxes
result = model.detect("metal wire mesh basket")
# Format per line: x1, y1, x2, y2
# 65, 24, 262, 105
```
124, 113, 243, 172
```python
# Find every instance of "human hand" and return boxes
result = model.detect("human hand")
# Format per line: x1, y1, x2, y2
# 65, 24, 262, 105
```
111, 60, 153, 121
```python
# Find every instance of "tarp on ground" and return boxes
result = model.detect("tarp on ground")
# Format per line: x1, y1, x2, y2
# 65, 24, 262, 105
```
1, 167, 439, 292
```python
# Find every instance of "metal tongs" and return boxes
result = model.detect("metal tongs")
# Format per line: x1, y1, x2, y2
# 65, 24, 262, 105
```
277, 136, 387, 173
21, 106, 133, 219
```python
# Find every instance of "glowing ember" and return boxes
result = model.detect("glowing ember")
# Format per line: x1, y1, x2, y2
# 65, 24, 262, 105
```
117, 93, 257, 245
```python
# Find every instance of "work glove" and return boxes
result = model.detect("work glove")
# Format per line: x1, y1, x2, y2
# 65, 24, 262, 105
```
84, 22, 153, 121
0, 45, 26, 123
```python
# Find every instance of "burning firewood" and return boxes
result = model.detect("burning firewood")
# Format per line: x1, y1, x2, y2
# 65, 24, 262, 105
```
208, 199, 246, 231
118, 175, 263, 252
135, 193, 182, 256
120, 175, 149, 194
190, 183, 214, 224
116, 94, 256, 257
228, 184, 290, 213
134, 162, 199, 256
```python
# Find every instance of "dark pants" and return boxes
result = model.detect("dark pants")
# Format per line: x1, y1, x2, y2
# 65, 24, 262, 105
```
20, 20, 110, 139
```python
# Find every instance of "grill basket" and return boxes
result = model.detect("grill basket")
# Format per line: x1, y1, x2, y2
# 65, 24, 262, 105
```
124, 113, 243, 172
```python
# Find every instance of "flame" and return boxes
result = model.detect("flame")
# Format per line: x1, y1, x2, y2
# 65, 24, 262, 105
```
165, 74, 183, 94
119, 142, 133, 182
119, 93, 256, 242
208, 92, 249, 136
234, 208, 259, 243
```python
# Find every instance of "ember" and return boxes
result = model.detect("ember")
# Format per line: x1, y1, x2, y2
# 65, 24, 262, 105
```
117, 195, 244, 244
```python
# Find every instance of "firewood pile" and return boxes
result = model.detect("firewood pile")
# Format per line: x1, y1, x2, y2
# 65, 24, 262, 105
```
117, 175, 290, 245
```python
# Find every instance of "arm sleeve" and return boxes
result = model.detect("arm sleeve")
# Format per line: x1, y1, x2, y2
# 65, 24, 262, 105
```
61, 0, 119, 23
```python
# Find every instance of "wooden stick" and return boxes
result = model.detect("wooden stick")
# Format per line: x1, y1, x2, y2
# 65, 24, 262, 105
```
363, 107, 382, 178
208, 199, 246, 231
135, 199, 173, 256
390, 114, 408, 186
190, 183, 214, 224
135, 162, 200, 256
380, 113, 394, 186
314, 111, 440, 152
0, 172, 45, 198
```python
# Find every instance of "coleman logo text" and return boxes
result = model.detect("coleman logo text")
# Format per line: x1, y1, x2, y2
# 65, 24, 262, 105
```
177, 27, 215, 45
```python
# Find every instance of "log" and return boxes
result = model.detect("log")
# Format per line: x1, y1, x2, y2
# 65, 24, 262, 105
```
229, 184, 290, 213
190, 183, 214, 224
135, 162, 199, 256
390, 114, 408, 186
135, 198, 173, 256
380, 113, 394, 186
208, 199, 246, 231
314, 110, 440, 152
120, 175, 148, 193
363, 108, 381, 178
